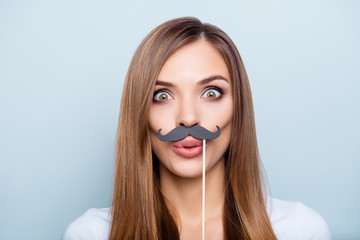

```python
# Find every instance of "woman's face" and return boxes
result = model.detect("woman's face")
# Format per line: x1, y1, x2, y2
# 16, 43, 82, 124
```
148, 39, 233, 178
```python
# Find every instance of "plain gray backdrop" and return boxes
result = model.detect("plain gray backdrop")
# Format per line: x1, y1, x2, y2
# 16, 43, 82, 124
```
0, 0, 359, 239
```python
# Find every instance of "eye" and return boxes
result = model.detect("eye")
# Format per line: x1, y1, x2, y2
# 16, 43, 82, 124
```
153, 90, 173, 102
203, 87, 223, 100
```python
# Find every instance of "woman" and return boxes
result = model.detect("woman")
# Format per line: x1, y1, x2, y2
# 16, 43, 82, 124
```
63, 17, 331, 240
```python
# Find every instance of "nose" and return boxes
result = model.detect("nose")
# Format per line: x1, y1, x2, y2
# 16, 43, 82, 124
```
176, 97, 200, 127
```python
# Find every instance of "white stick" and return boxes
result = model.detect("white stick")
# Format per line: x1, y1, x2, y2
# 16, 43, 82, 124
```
202, 139, 206, 240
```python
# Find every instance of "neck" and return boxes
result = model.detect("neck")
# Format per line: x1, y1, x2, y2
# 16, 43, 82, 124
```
159, 156, 226, 227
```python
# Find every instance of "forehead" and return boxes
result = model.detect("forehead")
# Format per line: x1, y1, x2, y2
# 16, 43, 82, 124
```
157, 39, 231, 85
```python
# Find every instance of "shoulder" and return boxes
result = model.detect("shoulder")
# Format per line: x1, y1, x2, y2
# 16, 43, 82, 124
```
266, 196, 331, 240
63, 208, 111, 240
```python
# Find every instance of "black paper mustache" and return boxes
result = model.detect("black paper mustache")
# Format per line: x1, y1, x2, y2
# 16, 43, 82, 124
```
157, 125, 221, 142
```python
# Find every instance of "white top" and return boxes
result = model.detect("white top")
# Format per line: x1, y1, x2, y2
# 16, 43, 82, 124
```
63, 196, 331, 240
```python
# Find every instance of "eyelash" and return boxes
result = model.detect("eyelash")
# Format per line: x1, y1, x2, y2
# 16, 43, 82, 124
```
152, 86, 224, 103
204, 87, 223, 101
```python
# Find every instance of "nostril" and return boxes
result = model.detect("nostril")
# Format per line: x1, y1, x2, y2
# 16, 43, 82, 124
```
179, 123, 198, 128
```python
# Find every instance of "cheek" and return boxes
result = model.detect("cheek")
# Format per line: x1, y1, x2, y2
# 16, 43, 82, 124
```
203, 98, 233, 155
148, 103, 177, 135
221, 99, 234, 145
148, 104, 175, 160
148, 123, 166, 165
201, 97, 233, 130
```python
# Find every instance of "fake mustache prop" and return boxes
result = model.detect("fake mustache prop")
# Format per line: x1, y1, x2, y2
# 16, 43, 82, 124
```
157, 125, 221, 142
156, 124, 221, 240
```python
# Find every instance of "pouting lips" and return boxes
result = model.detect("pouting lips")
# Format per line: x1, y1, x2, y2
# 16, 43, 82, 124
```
173, 137, 203, 148
171, 136, 205, 158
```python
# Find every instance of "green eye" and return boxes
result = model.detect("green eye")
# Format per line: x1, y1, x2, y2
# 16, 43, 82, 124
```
154, 91, 172, 102
204, 89, 221, 99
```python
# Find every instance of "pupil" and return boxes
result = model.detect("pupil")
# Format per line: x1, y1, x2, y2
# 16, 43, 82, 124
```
161, 94, 167, 100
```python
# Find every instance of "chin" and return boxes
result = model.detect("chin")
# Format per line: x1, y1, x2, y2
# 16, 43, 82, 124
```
163, 159, 204, 179
156, 147, 226, 179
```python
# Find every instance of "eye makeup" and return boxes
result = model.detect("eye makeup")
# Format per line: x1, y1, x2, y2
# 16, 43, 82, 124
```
153, 89, 173, 103
152, 85, 226, 104
202, 86, 224, 101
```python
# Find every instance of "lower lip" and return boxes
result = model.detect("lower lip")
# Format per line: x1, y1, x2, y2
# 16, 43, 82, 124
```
172, 144, 207, 158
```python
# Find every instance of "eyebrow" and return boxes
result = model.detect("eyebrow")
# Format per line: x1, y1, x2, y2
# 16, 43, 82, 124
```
156, 75, 228, 87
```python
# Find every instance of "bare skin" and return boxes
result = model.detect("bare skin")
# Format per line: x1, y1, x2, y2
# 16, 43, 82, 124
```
148, 39, 233, 239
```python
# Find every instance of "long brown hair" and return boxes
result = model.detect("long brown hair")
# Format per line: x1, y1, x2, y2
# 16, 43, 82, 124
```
110, 17, 277, 240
